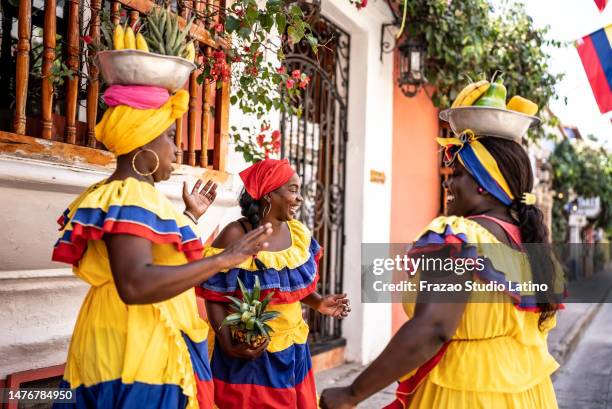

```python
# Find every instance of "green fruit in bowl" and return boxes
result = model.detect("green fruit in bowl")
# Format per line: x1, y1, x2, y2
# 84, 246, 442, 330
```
474, 74, 507, 108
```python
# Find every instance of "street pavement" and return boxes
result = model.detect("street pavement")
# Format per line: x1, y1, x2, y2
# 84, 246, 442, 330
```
553, 290, 612, 409
316, 270, 612, 408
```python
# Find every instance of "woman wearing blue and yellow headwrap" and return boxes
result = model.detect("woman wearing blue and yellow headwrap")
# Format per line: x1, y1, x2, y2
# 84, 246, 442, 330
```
321, 118, 564, 407
52, 85, 273, 409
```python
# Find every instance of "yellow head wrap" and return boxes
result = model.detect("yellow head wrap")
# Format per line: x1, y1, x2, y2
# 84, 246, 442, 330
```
95, 90, 189, 156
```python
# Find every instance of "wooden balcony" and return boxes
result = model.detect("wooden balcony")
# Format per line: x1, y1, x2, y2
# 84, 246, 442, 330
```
0, 0, 229, 170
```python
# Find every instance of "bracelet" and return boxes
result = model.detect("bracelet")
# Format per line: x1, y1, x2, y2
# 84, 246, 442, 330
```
183, 210, 199, 224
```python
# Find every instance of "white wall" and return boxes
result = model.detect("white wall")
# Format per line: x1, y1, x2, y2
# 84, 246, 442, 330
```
320, 0, 395, 365
224, 0, 396, 365
0, 156, 241, 378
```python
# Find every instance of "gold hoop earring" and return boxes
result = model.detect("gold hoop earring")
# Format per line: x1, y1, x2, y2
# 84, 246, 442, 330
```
262, 200, 271, 217
132, 149, 160, 177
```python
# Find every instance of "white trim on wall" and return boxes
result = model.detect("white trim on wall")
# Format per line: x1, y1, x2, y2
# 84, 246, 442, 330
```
320, 0, 395, 365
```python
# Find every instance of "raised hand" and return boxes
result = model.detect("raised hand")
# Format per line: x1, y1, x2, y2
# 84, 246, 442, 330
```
220, 223, 273, 268
317, 293, 351, 319
182, 179, 218, 220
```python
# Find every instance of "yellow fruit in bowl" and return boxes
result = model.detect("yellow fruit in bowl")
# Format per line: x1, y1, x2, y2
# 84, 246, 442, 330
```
507, 95, 538, 116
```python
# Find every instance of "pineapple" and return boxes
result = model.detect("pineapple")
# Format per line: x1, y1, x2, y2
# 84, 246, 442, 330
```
144, 7, 195, 58
220, 276, 280, 348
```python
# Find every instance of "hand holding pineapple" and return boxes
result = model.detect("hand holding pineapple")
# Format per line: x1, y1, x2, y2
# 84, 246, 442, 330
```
217, 276, 278, 359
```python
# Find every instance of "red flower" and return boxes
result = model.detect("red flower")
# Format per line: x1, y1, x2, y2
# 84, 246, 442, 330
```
243, 46, 250, 52
299, 80, 309, 89
81, 35, 93, 44
271, 130, 281, 151
233, 55, 242, 63
286, 79, 295, 89
235, 7, 244, 17
291, 69, 301, 79
256, 134, 265, 147
214, 23, 224, 33
276, 66, 286, 74
357, 0, 368, 8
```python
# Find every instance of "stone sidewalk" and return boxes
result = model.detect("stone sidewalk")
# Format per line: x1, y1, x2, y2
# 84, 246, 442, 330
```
316, 270, 612, 408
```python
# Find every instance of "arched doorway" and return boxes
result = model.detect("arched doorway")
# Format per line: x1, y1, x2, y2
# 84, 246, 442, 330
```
280, 12, 350, 352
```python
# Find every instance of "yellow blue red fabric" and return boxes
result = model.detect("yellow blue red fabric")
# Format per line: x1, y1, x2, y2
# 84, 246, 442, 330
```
52, 178, 213, 409
384, 216, 561, 409
576, 24, 612, 114
200, 218, 321, 408
437, 132, 515, 206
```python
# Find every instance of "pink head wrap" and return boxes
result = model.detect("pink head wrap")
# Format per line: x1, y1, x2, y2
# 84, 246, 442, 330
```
102, 85, 170, 109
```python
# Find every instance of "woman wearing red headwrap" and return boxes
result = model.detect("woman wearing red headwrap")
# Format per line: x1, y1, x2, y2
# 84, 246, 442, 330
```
199, 159, 351, 408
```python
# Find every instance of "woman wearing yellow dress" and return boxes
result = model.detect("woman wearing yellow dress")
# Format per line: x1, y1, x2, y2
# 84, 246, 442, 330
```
52, 85, 272, 409
320, 110, 563, 408
199, 158, 350, 408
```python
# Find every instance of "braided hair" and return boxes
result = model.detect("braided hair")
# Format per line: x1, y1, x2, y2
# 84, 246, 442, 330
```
238, 189, 263, 228
479, 137, 559, 328
238, 189, 268, 271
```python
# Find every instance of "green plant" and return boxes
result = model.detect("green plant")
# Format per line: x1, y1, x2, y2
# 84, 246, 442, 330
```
193, 0, 318, 162
549, 139, 612, 241
399, 0, 563, 140
220, 276, 280, 347
27, 29, 75, 115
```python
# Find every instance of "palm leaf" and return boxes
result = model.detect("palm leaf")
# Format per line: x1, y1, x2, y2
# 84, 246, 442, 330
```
255, 320, 270, 339
225, 295, 244, 309
236, 277, 252, 304
253, 275, 261, 301
260, 311, 280, 322
260, 291, 274, 310
220, 312, 242, 328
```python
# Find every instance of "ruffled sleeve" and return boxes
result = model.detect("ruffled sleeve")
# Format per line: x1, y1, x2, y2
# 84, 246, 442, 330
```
410, 216, 565, 311
52, 178, 203, 265
198, 219, 322, 304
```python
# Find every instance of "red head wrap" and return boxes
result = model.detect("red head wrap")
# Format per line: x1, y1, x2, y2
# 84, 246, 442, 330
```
239, 159, 296, 200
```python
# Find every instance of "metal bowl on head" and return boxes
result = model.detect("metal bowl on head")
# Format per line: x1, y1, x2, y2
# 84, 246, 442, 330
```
439, 106, 541, 142
95, 50, 196, 92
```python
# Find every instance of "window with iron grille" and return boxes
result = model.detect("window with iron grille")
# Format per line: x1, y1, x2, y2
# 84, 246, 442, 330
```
0, 0, 229, 170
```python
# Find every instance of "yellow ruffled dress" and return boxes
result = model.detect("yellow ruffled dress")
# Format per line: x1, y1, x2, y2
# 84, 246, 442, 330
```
52, 178, 213, 409
387, 216, 561, 409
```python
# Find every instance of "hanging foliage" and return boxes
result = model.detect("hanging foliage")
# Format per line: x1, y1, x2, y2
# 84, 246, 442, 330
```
400, 0, 563, 140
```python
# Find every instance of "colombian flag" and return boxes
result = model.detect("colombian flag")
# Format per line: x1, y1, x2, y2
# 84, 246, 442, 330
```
577, 25, 612, 114
595, 0, 608, 12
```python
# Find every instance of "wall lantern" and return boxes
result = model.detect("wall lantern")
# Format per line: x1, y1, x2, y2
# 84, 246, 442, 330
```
397, 36, 426, 97
379, 0, 427, 98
